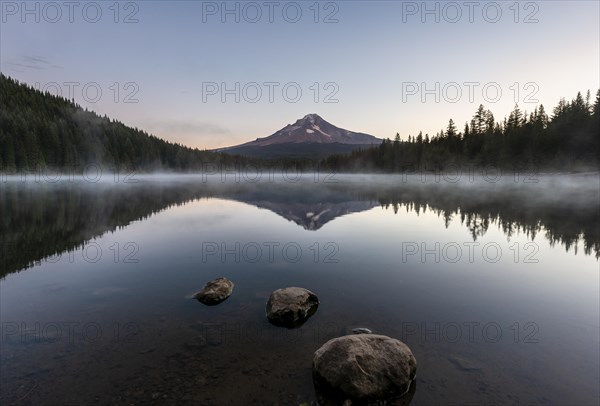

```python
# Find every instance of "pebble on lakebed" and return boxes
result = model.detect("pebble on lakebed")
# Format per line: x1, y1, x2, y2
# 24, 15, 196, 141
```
266, 287, 319, 328
313, 334, 417, 405
192, 277, 234, 305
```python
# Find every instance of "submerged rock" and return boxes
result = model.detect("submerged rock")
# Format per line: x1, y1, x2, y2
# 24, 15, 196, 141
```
192, 277, 234, 305
447, 355, 482, 372
266, 287, 319, 328
351, 328, 373, 335
313, 334, 417, 404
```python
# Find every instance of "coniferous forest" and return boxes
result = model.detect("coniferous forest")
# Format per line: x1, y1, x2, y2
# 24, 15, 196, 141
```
1, 73, 598, 173
322, 91, 600, 172
0, 74, 244, 172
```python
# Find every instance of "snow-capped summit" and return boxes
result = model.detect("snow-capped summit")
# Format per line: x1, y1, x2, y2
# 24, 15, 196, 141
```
302, 113, 320, 124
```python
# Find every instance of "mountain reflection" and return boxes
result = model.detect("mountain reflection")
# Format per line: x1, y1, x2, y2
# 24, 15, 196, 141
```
1, 174, 598, 277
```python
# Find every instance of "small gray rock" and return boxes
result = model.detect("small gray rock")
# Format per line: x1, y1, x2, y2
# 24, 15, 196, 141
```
313, 334, 417, 403
192, 277, 234, 305
266, 287, 319, 328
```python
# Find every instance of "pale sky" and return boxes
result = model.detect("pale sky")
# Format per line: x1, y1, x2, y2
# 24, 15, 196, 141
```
1, 1, 599, 149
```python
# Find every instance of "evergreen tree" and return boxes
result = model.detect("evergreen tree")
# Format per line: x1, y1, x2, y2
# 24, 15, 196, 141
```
553, 98, 569, 119
473, 104, 486, 134
446, 119, 457, 138
507, 104, 523, 130
536, 105, 548, 129
485, 110, 495, 134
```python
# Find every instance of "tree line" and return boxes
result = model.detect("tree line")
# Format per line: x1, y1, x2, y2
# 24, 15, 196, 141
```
321, 90, 600, 171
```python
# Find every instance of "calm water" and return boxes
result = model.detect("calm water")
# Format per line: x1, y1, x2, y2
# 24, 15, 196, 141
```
1, 173, 599, 405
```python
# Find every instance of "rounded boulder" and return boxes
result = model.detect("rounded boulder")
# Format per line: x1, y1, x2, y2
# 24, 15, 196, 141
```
313, 334, 417, 403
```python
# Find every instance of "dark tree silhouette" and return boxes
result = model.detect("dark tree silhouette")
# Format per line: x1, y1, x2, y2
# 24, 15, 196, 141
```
321, 89, 600, 172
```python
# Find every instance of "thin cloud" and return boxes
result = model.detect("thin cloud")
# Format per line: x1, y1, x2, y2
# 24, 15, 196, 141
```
5, 55, 62, 71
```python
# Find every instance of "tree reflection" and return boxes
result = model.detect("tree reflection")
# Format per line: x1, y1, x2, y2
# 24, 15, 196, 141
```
1, 175, 597, 278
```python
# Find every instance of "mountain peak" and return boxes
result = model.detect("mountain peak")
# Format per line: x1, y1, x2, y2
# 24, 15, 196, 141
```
220, 114, 382, 157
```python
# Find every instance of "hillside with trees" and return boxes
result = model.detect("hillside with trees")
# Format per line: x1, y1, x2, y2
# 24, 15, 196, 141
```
0, 73, 244, 172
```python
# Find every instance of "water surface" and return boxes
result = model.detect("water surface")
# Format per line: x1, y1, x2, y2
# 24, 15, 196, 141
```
1, 173, 598, 405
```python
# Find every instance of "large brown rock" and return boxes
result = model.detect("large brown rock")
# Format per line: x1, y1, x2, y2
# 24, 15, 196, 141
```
313, 334, 417, 404
193, 277, 234, 305
265, 287, 319, 328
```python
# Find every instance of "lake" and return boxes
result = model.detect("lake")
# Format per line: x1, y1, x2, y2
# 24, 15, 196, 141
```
1, 172, 598, 405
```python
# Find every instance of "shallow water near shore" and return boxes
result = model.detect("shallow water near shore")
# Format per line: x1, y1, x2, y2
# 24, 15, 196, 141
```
1, 173, 599, 405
